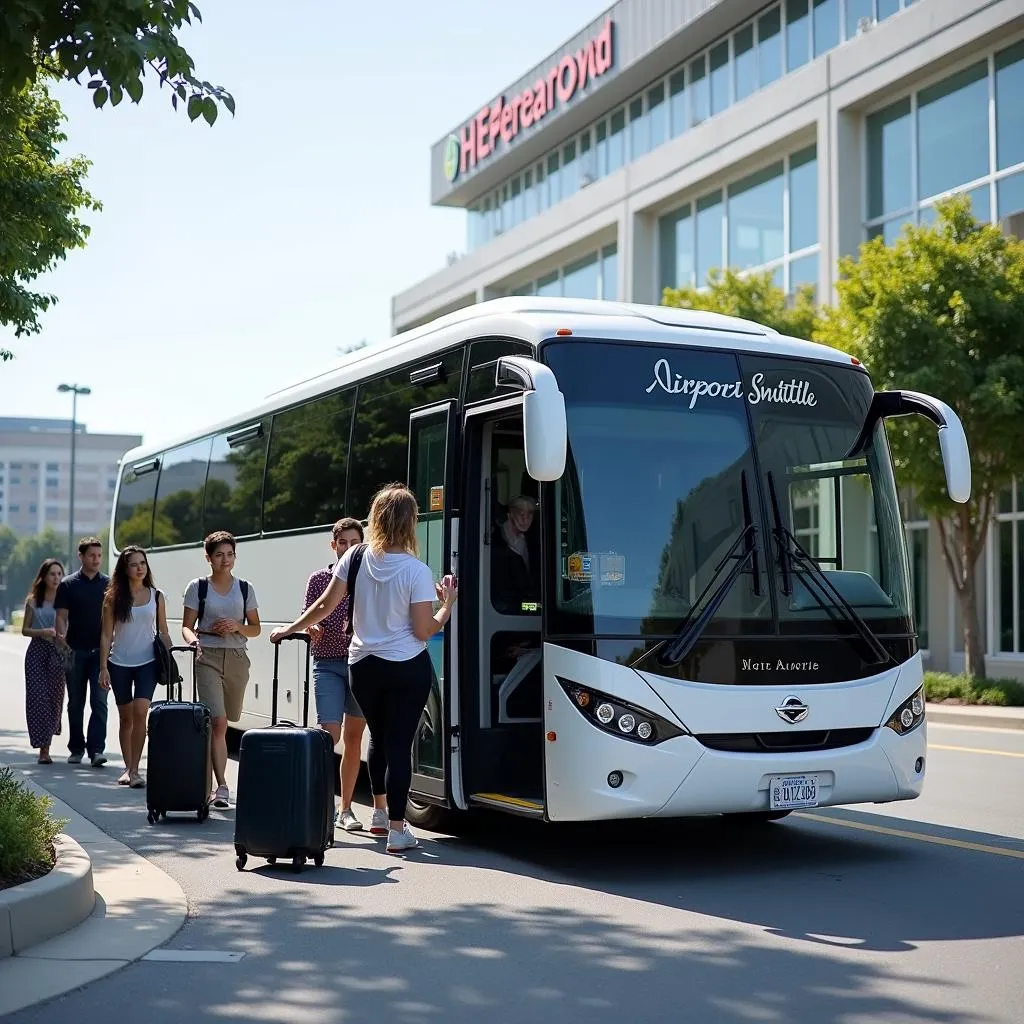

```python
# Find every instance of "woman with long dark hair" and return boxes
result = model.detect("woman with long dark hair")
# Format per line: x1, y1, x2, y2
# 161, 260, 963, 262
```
22, 558, 68, 764
100, 545, 171, 787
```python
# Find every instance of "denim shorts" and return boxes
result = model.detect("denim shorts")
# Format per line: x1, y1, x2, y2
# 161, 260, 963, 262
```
312, 657, 363, 724
108, 660, 159, 706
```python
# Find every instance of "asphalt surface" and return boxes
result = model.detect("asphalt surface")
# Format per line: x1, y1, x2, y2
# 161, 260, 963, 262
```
1, 631, 1022, 1023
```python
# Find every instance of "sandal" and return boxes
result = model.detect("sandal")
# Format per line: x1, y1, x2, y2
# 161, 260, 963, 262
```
37, 755, 53, 765
117, 769, 131, 785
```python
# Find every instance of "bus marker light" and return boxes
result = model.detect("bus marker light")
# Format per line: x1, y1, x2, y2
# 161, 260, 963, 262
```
574, 689, 591, 708
546, 731, 557, 742
555, 328, 573, 336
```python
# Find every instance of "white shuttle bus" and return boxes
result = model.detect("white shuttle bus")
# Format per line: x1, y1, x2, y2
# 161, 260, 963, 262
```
111, 298, 970, 829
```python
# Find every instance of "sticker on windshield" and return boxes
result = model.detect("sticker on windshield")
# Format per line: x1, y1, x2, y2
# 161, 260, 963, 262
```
567, 552, 593, 582
600, 553, 625, 586
646, 359, 817, 409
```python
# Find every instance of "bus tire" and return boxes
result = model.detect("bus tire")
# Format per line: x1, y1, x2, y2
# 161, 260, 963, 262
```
722, 810, 792, 824
404, 797, 452, 832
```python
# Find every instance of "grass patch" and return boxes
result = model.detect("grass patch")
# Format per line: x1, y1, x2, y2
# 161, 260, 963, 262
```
0, 767, 69, 890
924, 671, 1024, 707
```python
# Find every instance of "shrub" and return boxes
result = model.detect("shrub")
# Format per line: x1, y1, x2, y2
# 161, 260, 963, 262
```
0, 767, 69, 889
923, 672, 1024, 707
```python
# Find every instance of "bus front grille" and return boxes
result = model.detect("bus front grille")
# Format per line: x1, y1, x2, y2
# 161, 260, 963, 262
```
695, 727, 875, 754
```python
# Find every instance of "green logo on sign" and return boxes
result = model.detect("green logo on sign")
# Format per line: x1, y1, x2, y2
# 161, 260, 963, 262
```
443, 135, 460, 183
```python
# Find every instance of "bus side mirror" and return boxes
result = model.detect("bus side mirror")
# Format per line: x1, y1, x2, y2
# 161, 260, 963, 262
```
849, 390, 972, 503
496, 356, 567, 481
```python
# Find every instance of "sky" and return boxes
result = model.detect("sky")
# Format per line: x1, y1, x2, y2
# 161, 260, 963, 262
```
1, 0, 609, 448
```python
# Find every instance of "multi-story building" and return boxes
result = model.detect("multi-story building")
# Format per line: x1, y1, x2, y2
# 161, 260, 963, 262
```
392, 0, 1024, 679
0, 417, 142, 544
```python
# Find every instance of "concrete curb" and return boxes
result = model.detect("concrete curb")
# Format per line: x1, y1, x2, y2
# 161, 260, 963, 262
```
0, 833, 95, 958
0, 766, 188, 1016
927, 704, 1024, 731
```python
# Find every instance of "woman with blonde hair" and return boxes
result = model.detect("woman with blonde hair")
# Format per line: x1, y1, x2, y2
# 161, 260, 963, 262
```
272, 483, 457, 854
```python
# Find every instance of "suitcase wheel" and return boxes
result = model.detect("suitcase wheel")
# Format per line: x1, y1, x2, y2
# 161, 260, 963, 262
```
147, 809, 159, 825
235, 852, 247, 871
197, 805, 209, 823
267, 857, 277, 866
313, 853, 324, 868
291, 855, 304, 873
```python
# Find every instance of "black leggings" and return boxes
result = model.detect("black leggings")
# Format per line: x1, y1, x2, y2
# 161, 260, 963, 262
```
348, 651, 432, 823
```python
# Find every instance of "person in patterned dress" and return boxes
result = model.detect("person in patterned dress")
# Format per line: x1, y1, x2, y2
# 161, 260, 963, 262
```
22, 559, 68, 764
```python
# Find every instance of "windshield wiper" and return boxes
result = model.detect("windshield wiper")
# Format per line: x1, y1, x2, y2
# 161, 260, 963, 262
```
653, 471, 761, 668
765, 471, 891, 666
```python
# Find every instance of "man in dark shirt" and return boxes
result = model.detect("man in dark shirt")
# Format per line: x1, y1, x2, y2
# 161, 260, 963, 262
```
55, 537, 111, 766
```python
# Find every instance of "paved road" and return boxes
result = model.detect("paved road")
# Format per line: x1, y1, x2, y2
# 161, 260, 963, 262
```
1, 631, 1022, 1023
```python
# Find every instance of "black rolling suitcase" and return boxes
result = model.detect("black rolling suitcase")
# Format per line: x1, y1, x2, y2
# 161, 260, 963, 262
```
146, 645, 212, 825
233, 634, 335, 872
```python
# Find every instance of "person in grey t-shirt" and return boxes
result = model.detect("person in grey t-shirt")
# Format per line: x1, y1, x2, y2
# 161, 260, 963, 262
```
182, 531, 261, 808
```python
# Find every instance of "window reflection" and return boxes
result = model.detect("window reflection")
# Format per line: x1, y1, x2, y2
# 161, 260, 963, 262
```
669, 70, 687, 136
995, 42, 1024, 171
867, 99, 912, 219
205, 425, 268, 538
734, 25, 756, 102
709, 42, 730, 116
786, 0, 810, 71
690, 55, 710, 125
789, 146, 818, 251
696, 192, 724, 284
728, 162, 785, 269
114, 462, 160, 548
758, 8, 782, 86
812, 0, 839, 56
153, 439, 212, 546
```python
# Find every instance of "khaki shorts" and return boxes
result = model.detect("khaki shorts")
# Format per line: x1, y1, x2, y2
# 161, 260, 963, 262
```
195, 647, 250, 721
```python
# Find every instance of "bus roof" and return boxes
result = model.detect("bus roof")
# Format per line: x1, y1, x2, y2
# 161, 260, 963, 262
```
120, 297, 860, 465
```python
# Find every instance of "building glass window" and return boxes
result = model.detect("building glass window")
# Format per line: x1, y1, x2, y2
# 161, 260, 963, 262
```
866, 45, 1024, 242
648, 82, 667, 149
709, 41, 731, 116
917, 62, 988, 202
524, 169, 538, 219
659, 203, 694, 292
846, 0, 873, 39
669, 70, 687, 137
788, 252, 819, 297
734, 24, 757, 102
596, 120, 608, 176
696, 191, 724, 284
547, 152, 561, 205
629, 96, 648, 160
563, 139, 581, 197
758, 7, 783, 86
812, 0, 839, 57
902, 492, 929, 650
562, 253, 600, 300
579, 132, 595, 185
786, 0, 810, 71
601, 243, 618, 300
789, 145, 818, 251
996, 481, 1024, 653
995, 42, 1024, 172
536, 271, 561, 297
878, 0, 901, 17
608, 109, 626, 172
689, 54, 709, 125
728, 162, 785, 269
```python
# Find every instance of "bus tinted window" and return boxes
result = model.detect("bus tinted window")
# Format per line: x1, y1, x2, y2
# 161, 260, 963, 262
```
347, 351, 464, 520
153, 439, 212, 547
263, 390, 355, 533
114, 460, 160, 549
206, 422, 268, 537
464, 338, 532, 404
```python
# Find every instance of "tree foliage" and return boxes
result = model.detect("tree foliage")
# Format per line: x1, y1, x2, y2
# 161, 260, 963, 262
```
816, 196, 1024, 677
0, 0, 234, 123
0, 80, 100, 346
3, 527, 65, 612
662, 267, 822, 340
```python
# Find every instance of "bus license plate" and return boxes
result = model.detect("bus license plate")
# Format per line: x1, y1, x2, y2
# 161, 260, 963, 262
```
769, 774, 818, 810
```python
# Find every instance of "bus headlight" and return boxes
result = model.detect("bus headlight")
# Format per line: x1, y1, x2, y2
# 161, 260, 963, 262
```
557, 678, 686, 745
884, 686, 926, 735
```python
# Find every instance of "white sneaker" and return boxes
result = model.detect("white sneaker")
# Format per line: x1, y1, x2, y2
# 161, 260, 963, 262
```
212, 785, 230, 808
369, 808, 389, 836
386, 823, 420, 854
337, 808, 362, 832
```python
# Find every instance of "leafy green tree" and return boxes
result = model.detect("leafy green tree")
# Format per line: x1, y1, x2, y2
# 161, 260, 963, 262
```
0, 1, 234, 123
0, 81, 99, 347
6, 528, 66, 611
662, 268, 821, 340
816, 196, 1024, 678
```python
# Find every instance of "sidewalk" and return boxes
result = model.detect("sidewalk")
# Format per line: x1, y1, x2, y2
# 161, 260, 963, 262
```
0, 767, 188, 1016
926, 702, 1024, 731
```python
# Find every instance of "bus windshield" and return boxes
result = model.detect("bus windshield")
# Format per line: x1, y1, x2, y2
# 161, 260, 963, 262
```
543, 340, 913, 667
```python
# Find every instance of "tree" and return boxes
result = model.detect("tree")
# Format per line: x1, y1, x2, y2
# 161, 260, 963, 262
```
5, 528, 66, 613
816, 196, 1024, 678
0, 1, 234, 123
0, 524, 18, 615
0, 81, 99, 346
662, 268, 821, 340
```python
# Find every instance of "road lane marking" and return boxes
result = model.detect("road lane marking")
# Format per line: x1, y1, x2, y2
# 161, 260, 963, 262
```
796, 813, 1024, 859
929, 743, 1024, 758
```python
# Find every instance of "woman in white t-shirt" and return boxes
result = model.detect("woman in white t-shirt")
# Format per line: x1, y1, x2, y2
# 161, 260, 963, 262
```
99, 545, 172, 788
272, 483, 457, 854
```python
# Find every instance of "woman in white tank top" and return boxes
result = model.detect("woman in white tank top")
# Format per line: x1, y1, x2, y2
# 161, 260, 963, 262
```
99, 545, 171, 787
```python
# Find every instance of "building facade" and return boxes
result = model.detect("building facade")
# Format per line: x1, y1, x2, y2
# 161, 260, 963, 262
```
0, 417, 142, 544
392, 0, 1024, 679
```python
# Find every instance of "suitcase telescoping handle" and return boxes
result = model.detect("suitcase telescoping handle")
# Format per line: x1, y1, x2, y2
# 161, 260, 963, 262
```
271, 633, 311, 728
168, 644, 199, 703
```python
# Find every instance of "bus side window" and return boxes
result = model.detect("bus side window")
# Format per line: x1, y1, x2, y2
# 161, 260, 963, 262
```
464, 338, 533, 406
152, 438, 212, 547
114, 459, 161, 549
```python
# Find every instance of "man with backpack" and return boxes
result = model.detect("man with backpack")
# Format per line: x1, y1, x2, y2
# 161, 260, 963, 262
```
181, 531, 261, 808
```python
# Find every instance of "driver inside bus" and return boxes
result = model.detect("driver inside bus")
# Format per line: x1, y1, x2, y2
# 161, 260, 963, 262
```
491, 494, 540, 615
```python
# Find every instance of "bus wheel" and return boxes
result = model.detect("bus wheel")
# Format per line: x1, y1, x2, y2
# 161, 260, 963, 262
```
404, 797, 452, 832
722, 811, 792, 824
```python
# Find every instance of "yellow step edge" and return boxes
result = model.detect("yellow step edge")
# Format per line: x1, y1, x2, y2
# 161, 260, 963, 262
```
472, 792, 544, 811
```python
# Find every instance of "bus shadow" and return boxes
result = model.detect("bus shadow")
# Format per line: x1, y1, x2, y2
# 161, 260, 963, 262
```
428, 807, 1024, 953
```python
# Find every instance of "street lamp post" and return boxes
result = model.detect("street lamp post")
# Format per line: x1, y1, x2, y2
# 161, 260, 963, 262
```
57, 384, 91, 567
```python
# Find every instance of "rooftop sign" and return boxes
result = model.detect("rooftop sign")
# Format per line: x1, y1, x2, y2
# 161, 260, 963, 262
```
444, 18, 615, 183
